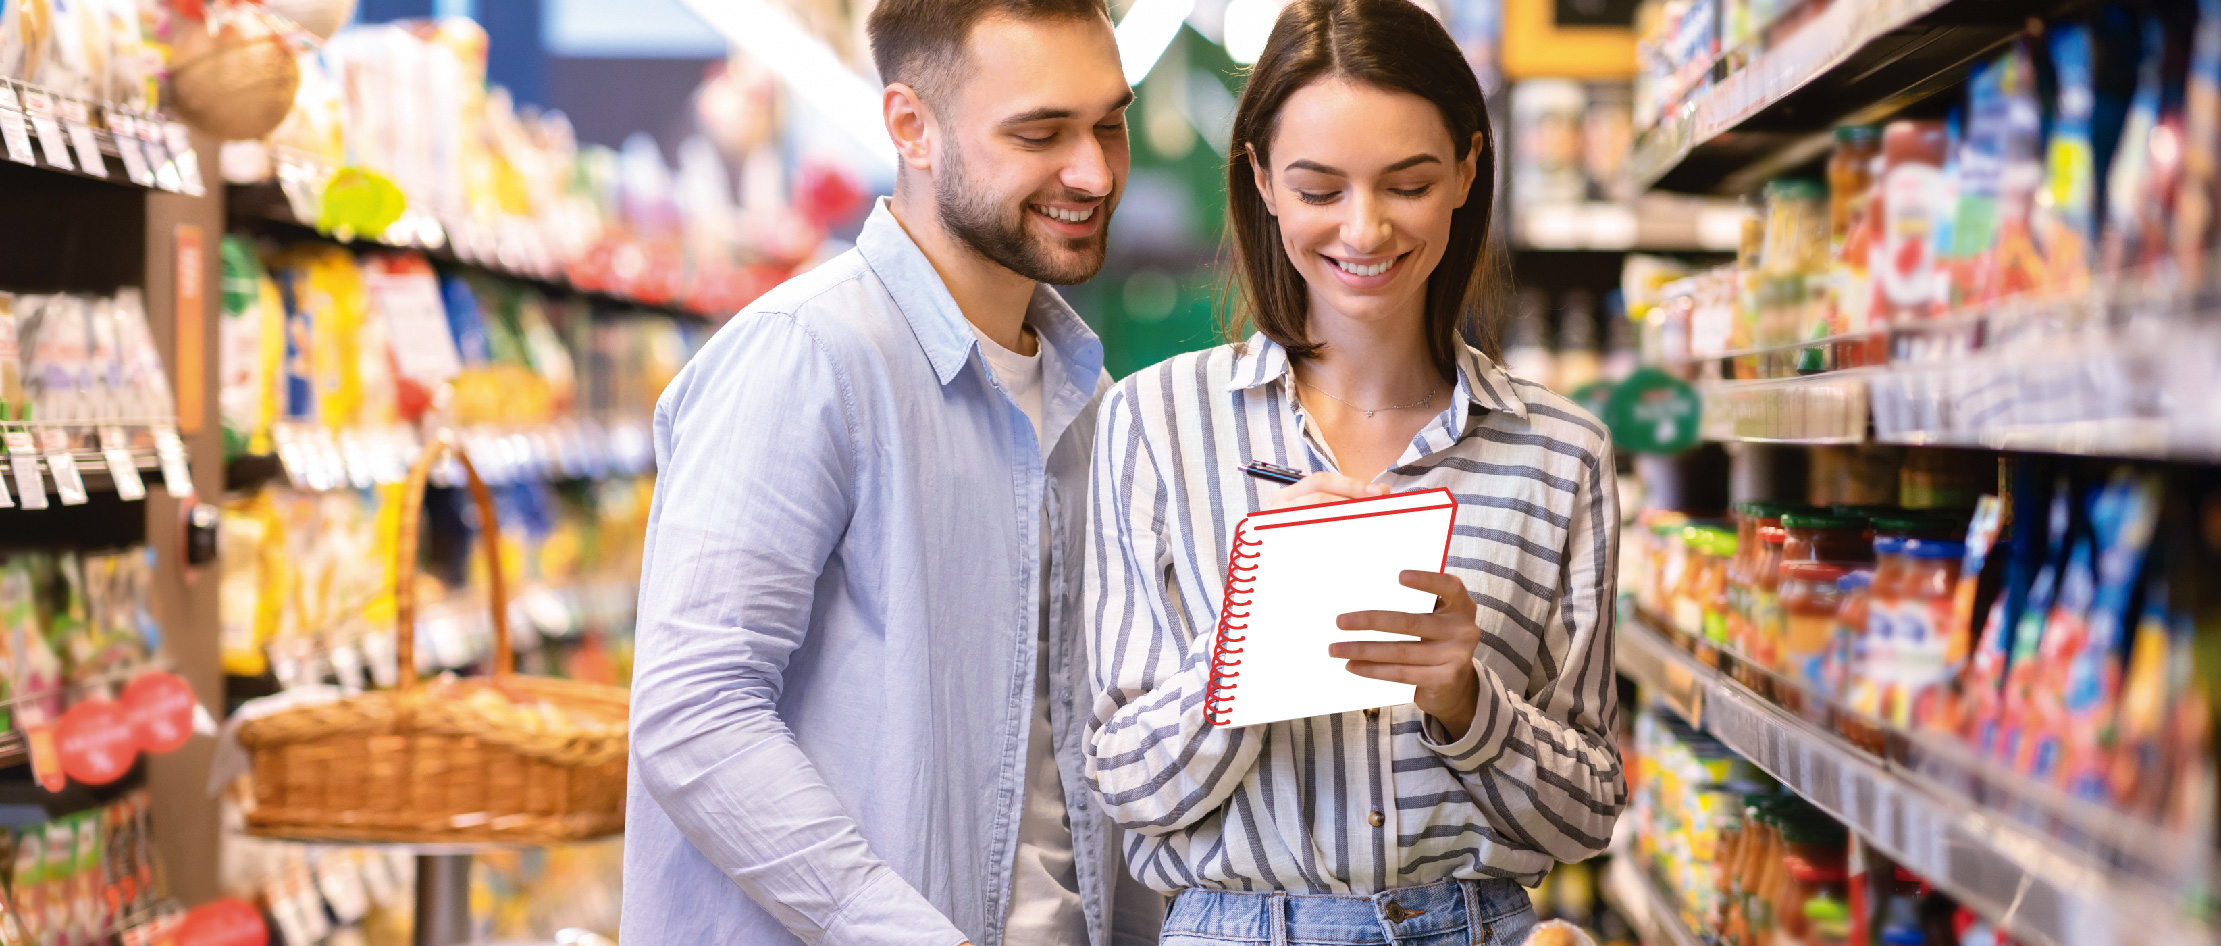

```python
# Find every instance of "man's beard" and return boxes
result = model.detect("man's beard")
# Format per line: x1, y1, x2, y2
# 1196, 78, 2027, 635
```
934, 145, 1114, 286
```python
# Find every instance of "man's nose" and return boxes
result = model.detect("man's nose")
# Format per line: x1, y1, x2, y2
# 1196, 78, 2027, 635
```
1063, 136, 1116, 198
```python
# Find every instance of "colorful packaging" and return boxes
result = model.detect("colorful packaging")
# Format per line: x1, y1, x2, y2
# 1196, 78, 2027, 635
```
2098, 13, 2172, 273
2059, 472, 2163, 796
2175, 0, 2221, 286
1872, 121, 1951, 324
2036, 24, 2100, 297
0, 293, 21, 423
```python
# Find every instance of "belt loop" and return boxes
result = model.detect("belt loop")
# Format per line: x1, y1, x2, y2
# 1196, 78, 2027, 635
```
1462, 881, 1487, 946
1270, 891, 1289, 946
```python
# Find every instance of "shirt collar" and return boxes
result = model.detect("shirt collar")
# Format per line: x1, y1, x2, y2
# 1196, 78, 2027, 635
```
1223, 332, 1529, 422
855, 197, 1103, 396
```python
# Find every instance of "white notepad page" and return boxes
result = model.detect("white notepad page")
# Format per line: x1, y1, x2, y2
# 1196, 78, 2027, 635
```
1210, 488, 1459, 728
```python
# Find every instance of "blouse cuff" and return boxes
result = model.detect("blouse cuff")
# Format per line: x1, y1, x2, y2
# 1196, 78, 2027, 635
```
1418, 658, 1515, 772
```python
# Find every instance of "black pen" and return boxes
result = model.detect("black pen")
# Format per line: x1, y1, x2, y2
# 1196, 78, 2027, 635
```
1240, 460, 1307, 485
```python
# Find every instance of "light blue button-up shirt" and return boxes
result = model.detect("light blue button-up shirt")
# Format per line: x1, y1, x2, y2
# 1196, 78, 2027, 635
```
621, 200, 1156, 946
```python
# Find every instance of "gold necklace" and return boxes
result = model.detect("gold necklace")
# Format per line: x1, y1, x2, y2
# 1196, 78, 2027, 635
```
1294, 377, 1441, 419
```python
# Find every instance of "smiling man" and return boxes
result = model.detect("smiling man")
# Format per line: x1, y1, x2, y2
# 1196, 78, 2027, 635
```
618, 2, 1156, 945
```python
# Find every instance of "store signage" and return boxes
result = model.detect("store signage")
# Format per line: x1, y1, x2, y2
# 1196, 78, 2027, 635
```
54, 697, 136, 786
123, 671, 198, 754
175, 899, 268, 946
1603, 367, 1702, 453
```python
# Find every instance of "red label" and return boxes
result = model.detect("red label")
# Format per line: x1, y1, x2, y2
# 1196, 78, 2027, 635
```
54, 698, 137, 786
122, 672, 198, 755
175, 899, 266, 946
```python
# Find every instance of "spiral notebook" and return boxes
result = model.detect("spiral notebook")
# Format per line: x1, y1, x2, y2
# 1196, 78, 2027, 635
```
1205, 488, 1460, 728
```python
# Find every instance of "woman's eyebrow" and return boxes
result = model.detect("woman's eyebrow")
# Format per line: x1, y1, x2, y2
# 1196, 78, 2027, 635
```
1282, 154, 1442, 176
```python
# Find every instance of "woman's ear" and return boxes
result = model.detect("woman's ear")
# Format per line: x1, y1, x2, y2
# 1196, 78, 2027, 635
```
1247, 143, 1279, 216
1453, 131, 1485, 207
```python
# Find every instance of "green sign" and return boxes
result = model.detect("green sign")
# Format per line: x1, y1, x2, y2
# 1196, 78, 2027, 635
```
1602, 367, 1701, 454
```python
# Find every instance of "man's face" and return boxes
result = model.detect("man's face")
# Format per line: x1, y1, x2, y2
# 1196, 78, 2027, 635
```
929, 14, 1132, 285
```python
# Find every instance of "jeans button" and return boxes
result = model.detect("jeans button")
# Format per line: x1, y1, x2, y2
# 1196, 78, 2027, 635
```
1368, 809, 1384, 828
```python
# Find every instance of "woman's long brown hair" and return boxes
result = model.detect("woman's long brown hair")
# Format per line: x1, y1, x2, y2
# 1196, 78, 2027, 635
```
1221, 0, 1502, 376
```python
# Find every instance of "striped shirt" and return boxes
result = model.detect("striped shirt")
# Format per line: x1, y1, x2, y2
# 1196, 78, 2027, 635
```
1080, 334, 1626, 895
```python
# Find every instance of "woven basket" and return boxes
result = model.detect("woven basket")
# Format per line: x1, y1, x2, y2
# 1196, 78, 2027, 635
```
237, 432, 629, 845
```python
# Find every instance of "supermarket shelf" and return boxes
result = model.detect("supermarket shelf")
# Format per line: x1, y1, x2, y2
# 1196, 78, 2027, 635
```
225, 181, 714, 322
1511, 197, 1746, 253
1614, 614, 2219, 946
232, 419, 655, 493
1600, 855, 1707, 946
0, 79, 204, 195
2, 421, 192, 506
1632, 0, 2068, 195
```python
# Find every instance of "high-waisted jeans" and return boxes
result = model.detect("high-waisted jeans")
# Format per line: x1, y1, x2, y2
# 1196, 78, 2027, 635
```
1157, 877, 1539, 946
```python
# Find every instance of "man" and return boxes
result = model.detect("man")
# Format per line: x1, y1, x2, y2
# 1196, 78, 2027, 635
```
620, 2, 1156, 945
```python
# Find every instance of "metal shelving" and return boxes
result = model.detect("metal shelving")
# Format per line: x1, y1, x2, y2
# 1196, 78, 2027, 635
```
1615, 614, 2219, 946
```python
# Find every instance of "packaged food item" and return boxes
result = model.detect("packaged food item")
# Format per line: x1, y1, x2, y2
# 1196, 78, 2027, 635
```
2099, 13, 2179, 273
1893, 537, 1965, 726
1995, 479, 2079, 771
0, 292, 21, 422
2058, 472, 2163, 795
2036, 23, 2100, 297
1779, 562, 1846, 699
1972, 41, 2046, 304
1780, 512, 1872, 565
2175, 0, 2221, 287
220, 236, 284, 459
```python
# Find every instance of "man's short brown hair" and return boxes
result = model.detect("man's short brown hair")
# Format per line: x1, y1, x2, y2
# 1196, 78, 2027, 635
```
866, 0, 1112, 105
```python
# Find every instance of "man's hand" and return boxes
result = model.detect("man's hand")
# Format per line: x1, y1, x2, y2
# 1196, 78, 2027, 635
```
1328, 570, 1484, 739
1264, 472, 1387, 510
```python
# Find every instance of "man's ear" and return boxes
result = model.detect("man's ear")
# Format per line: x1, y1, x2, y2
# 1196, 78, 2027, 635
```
1247, 143, 1278, 217
884, 83, 935, 173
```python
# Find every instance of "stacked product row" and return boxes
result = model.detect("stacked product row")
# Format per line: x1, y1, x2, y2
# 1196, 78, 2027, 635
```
1633, 704, 2022, 946
1629, 460, 2218, 830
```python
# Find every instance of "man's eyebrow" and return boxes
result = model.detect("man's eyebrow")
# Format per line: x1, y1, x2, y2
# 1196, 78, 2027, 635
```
1000, 90, 1137, 126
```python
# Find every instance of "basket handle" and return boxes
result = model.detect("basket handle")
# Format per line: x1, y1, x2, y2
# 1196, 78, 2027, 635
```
393, 429, 513, 691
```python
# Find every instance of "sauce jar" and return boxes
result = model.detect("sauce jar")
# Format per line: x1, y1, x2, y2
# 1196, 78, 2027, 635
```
1895, 538, 1964, 727
1781, 512, 1873, 566
1779, 562, 1847, 708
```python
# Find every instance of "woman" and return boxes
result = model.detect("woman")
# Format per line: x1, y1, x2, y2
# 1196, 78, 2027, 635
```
1080, 2, 1624, 944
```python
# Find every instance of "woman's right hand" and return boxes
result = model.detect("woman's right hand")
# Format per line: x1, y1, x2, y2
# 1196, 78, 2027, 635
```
1265, 472, 1388, 510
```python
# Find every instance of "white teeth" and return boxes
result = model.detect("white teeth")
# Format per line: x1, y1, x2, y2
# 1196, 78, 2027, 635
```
1035, 205, 1094, 224
1333, 257, 1393, 277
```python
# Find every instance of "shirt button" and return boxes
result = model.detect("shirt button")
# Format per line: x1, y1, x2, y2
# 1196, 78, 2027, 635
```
1367, 810, 1384, 828
1364, 707, 1379, 720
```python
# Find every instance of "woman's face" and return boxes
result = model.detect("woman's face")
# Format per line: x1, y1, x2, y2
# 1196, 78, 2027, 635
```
1252, 78, 1481, 334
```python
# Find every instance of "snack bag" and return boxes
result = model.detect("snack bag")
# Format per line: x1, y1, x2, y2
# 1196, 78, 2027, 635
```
2035, 24, 2100, 297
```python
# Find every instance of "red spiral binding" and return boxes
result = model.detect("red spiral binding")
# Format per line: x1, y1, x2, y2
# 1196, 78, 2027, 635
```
1205, 521, 1265, 727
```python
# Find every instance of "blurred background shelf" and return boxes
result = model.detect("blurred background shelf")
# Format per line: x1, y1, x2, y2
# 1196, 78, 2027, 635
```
1615, 614, 2219, 946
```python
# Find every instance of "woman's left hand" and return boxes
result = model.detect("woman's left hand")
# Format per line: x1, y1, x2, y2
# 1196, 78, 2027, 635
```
1329, 570, 1484, 740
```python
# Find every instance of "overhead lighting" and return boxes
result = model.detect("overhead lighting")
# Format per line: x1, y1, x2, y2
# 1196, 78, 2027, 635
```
679, 0, 894, 170
1221, 0, 1289, 65
1117, 0, 1198, 85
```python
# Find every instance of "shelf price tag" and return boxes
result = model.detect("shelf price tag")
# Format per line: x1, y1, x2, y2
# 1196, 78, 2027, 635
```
0, 85, 37, 166
4, 430, 46, 510
152, 426, 193, 499
274, 156, 322, 225
99, 427, 145, 501
139, 122, 180, 192
17, 90, 74, 172
105, 111, 152, 186
38, 427, 86, 506
55, 98, 104, 178
164, 122, 205, 196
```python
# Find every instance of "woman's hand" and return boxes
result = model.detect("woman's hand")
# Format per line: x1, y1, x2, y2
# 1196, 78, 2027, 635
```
1265, 472, 1388, 510
1328, 570, 1484, 740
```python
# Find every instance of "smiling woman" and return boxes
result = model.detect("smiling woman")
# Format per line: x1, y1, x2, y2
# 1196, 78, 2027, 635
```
1081, 3, 1627, 946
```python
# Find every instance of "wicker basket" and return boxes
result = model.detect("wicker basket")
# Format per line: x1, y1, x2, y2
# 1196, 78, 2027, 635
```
237, 432, 629, 845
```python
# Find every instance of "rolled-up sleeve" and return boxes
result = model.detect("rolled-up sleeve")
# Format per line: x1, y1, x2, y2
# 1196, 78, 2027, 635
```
1416, 437, 1628, 862
628, 312, 966, 946
1080, 384, 1264, 836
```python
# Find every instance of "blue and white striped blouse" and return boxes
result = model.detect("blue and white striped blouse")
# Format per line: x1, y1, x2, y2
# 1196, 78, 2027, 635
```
1081, 333, 1626, 894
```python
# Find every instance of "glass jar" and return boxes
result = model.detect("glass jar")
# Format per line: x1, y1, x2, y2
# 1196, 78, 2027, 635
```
1749, 526, 1788, 673
1780, 512, 1873, 566
1779, 562, 1847, 701
1896, 538, 1964, 727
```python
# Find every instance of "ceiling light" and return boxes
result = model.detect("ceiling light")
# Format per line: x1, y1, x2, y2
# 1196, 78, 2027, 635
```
1117, 0, 1198, 85
1221, 0, 1289, 64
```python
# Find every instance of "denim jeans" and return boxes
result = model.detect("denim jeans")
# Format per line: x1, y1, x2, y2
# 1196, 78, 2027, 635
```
1158, 878, 1539, 946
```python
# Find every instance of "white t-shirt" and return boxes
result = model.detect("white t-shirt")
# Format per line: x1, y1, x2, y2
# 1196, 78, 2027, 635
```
975, 326, 1087, 946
